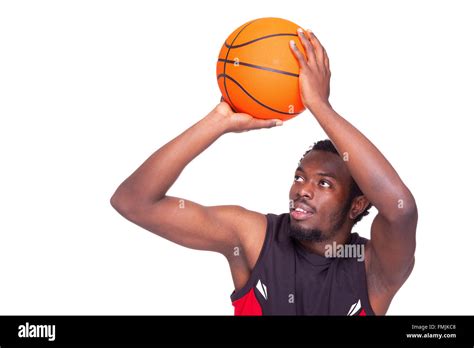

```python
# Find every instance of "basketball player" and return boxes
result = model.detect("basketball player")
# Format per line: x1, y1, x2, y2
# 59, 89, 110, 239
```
111, 29, 417, 315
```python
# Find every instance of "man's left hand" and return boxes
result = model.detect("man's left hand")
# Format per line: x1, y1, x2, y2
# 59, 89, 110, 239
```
289, 28, 331, 112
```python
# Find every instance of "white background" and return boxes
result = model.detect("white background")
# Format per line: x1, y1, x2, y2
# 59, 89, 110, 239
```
1, 0, 473, 315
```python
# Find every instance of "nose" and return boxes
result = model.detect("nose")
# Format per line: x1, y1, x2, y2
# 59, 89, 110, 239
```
296, 181, 313, 200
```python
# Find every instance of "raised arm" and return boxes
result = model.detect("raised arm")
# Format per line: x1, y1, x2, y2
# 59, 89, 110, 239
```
110, 102, 281, 258
290, 29, 417, 314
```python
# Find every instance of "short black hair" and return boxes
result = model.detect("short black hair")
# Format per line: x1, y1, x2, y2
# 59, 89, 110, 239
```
300, 139, 372, 225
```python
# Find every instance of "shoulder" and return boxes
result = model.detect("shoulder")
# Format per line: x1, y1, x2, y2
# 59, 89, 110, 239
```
232, 211, 287, 271
230, 208, 267, 269
364, 238, 415, 315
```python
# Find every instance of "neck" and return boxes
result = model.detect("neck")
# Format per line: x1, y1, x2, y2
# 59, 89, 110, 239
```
298, 228, 352, 256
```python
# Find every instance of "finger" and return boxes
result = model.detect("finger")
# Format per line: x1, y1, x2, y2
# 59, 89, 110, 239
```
296, 28, 316, 63
323, 48, 330, 73
251, 118, 284, 129
307, 29, 325, 67
289, 40, 308, 70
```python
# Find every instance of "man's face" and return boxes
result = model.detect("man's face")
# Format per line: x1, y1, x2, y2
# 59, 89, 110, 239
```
288, 150, 354, 242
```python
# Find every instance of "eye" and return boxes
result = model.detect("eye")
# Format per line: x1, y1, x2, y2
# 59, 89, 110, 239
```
294, 175, 304, 182
319, 180, 331, 188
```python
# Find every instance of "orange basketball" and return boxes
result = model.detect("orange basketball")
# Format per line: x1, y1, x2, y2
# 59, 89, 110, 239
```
216, 17, 306, 121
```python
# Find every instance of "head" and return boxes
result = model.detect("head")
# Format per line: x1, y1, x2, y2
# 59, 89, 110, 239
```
288, 140, 372, 242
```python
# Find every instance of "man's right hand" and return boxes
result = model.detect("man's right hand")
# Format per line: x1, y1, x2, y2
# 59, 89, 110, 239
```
212, 101, 283, 133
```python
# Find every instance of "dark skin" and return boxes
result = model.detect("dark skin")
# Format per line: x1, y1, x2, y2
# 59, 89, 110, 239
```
290, 150, 362, 255
111, 28, 417, 315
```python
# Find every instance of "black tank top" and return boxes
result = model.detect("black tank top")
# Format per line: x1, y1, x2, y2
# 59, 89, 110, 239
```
231, 213, 375, 315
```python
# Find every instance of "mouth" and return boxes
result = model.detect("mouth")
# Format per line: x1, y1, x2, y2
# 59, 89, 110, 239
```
290, 202, 315, 221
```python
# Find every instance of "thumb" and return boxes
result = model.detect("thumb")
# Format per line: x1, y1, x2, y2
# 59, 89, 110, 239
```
251, 118, 284, 129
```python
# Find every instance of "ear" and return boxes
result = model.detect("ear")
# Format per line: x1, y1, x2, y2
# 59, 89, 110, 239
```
349, 195, 370, 221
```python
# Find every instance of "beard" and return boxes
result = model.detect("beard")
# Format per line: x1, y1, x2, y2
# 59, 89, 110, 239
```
288, 223, 327, 242
289, 197, 353, 242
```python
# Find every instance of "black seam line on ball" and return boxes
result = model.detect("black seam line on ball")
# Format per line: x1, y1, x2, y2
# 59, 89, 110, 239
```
223, 20, 257, 110
225, 33, 298, 49
218, 59, 299, 78
217, 73, 299, 116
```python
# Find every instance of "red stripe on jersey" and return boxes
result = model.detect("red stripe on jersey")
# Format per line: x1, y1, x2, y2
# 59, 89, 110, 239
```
359, 309, 366, 316
232, 288, 262, 316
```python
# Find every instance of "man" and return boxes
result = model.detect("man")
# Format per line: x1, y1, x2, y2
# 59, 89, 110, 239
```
110, 28, 417, 315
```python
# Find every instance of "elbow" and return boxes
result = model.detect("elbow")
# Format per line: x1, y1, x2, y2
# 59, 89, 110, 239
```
383, 190, 418, 224
110, 182, 160, 221
110, 189, 137, 218
391, 197, 418, 226
110, 192, 121, 211
400, 193, 418, 221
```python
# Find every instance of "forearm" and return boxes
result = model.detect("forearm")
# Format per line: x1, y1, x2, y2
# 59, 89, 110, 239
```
310, 103, 416, 217
289, 29, 416, 218
112, 110, 228, 208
